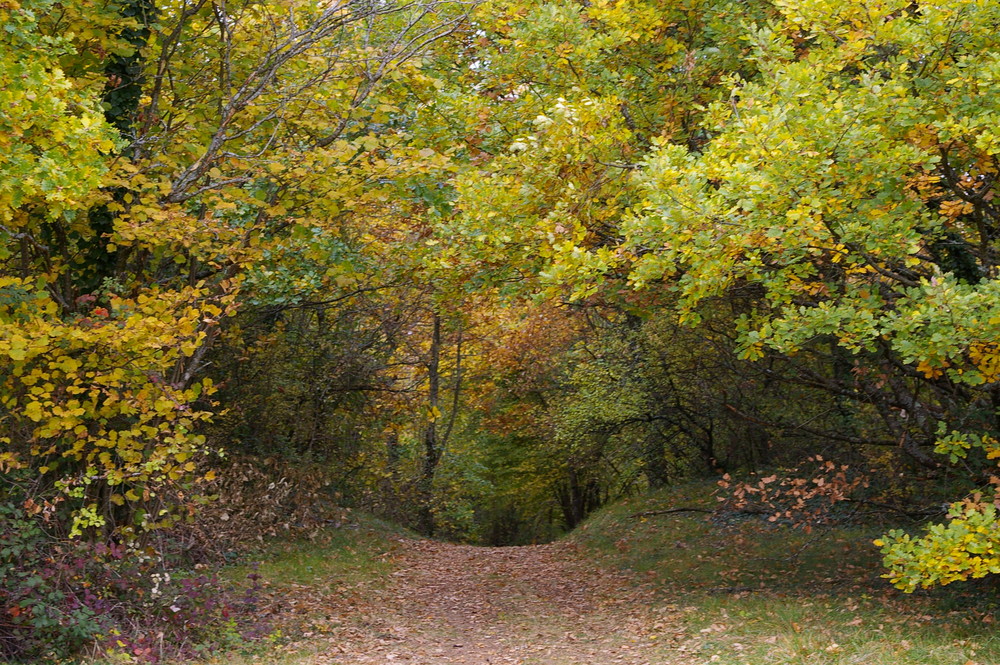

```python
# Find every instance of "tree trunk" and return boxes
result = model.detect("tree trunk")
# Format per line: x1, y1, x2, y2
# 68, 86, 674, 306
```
643, 434, 671, 489
418, 313, 442, 536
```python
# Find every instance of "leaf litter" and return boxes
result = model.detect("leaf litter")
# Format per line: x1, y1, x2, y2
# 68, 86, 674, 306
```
261, 538, 692, 665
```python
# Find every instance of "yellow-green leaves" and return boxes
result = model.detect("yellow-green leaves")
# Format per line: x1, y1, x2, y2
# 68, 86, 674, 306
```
879, 502, 1000, 592
0, 280, 224, 536
619, 0, 1000, 381
0, 1, 116, 224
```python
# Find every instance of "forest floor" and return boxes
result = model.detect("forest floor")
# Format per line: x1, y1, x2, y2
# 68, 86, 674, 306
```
236, 536, 681, 665
211, 486, 1000, 665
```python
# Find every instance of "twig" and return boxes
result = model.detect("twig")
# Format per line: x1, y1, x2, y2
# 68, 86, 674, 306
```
842, 498, 943, 520
629, 507, 713, 519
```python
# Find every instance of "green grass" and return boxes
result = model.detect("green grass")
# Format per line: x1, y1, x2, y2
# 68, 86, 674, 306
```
568, 480, 1000, 665
194, 644, 326, 665
223, 513, 409, 588
195, 512, 415, 664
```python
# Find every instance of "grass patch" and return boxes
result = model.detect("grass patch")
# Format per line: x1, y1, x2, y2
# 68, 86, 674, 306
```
224, 513, 408, 588
194, 512, 414, 664
569, 480, 1000, 665
193, 643, 327, 665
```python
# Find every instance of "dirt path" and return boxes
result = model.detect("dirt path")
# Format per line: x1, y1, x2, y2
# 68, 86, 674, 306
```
296, 539, 689, 665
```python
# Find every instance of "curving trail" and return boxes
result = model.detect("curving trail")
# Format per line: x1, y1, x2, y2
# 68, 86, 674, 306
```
297, 539, 688, 665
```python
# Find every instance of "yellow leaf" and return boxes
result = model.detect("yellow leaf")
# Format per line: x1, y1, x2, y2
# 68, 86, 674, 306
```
23, 401, 44, 422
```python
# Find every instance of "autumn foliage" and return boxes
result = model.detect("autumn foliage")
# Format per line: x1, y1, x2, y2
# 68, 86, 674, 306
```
7, 0, 1000, 659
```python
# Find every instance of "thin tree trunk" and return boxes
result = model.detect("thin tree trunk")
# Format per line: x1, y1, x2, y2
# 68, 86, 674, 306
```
418, 312, 442, 536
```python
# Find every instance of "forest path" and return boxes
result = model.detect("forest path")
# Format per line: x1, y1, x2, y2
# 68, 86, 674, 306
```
306, 538, 689, 665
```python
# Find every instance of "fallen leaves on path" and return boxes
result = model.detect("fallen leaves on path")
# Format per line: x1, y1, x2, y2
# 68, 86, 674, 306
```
266, 539, 691, 665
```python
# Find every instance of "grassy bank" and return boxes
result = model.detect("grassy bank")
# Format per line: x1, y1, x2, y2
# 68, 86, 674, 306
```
568, 481, 1000, 665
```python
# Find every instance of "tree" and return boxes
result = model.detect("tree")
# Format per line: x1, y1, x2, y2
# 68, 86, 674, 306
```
592, 0, 1000, 590
1, 0, 471, 543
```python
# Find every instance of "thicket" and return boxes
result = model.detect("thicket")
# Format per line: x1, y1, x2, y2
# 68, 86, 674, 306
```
5, 0, 1000, 659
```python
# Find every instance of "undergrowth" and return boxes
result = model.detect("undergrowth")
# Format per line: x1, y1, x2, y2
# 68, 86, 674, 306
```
31, 513, 409, 665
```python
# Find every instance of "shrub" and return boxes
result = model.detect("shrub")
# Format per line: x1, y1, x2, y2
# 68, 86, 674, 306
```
0, 501, 106, 661
0, 499, 267, 663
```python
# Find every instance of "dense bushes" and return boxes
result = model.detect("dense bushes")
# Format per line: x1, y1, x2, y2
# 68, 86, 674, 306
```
0, 490, 268, 663
0, 503, 102, 661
